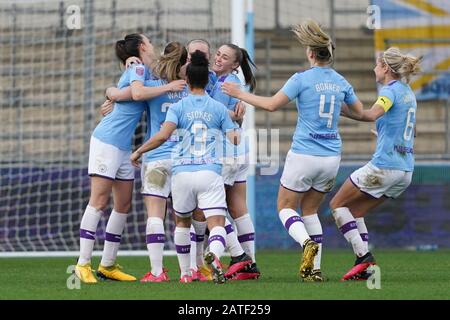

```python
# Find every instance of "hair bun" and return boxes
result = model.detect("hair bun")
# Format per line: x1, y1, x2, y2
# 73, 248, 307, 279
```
190, 50, 209, 67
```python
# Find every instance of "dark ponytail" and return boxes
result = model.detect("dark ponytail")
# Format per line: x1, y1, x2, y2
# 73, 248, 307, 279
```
226, 44, 257, 93
186, 50, 209, 89
115, 33, 144, 64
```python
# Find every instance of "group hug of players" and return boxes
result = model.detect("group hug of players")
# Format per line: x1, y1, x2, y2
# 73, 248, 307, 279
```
74, 19, 421, 284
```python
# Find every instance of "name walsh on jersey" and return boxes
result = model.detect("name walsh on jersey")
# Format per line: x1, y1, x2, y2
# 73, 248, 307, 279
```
167, 91, 188, 100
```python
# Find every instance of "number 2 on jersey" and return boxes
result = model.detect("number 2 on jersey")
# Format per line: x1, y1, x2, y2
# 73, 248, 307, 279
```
319, 94, 335, 128
161, 102, 171, 113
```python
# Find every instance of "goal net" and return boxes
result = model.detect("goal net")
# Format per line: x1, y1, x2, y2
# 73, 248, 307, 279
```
0, 0, 231, 254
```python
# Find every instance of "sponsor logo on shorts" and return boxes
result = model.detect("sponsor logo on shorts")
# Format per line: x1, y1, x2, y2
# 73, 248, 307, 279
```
323, 178, 336, 192
98, 164, 107, 173
363, 174, 382, 187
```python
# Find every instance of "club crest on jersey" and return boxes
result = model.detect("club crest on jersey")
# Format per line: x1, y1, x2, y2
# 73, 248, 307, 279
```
136, 67, 144, 76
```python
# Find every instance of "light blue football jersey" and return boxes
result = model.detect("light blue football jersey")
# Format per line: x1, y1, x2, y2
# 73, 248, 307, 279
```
206, 71, 217, 95
210, 73, 247, 157
143, 79, 189, 162
281, 66, 358, 156
210, 73, 240, 110
165, 94, 237, 175
92, 64, 151, 151
371, 80, 417, 172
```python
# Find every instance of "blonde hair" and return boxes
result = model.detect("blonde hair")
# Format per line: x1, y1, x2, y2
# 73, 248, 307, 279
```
153, 41, 187, 82
381, 47, 422, 84
292, 19, 334, 64
187, 39, 211, 54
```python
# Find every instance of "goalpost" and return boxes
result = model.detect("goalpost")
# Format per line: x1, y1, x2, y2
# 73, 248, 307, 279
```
231, 0, 256, 241
0, 0, 244, 257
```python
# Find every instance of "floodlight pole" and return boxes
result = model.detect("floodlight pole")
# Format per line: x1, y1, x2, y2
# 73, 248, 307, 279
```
231, 0, 256, 230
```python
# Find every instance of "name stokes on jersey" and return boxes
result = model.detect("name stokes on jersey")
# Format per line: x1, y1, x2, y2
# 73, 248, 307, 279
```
186, 111, 213, 122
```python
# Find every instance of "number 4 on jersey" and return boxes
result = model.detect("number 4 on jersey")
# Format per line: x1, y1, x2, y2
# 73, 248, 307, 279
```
319, 94, 335, 128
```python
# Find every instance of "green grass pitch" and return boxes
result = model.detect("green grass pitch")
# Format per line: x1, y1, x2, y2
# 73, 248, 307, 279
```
1, 250, 449, 300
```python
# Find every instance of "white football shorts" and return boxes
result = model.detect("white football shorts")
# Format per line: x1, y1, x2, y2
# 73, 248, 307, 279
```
280, 150, 341, 193
88, 136, 135, 181
140, 159, 173, 199
222, 155, 249, 186
171, 171, 227, 218
350, 162, 412, 199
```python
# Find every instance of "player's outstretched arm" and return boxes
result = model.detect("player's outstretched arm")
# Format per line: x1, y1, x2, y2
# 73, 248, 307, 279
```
222, 82, 289, 112
130, 122, 177, 167
130, 80, 186, 101
359, 103, 385, 122
341, 100, 384, 122
341, 100, 363, 120
106, 86, 132, 102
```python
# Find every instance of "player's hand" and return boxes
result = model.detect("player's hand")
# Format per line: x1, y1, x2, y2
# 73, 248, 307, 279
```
228, 110, 238, 121
105, 87, 121, 101
130, 151, 142, 168
235, 101, 246, 119
167, 79, 186, 92
222, 82, 241, 98
100, 99, 114, 116
125, 56, 142, 68
340, 103, 350, 116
